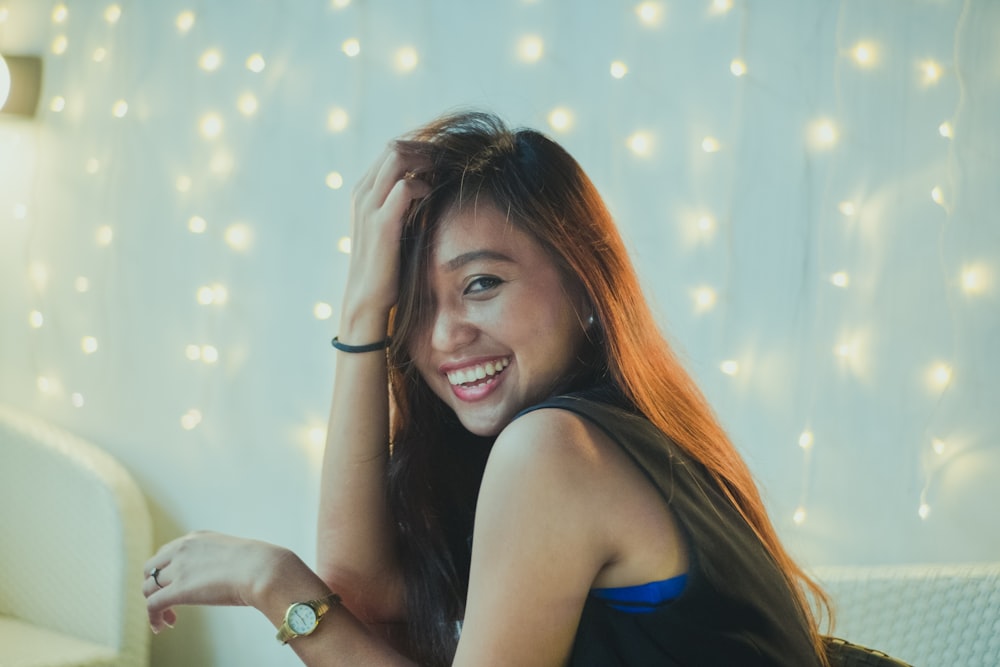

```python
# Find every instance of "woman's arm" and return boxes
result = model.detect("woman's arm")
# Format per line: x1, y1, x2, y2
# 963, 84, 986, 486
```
316, 148, 430, 623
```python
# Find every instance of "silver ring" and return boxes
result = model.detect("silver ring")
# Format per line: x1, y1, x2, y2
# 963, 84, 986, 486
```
150, 567, 163, 588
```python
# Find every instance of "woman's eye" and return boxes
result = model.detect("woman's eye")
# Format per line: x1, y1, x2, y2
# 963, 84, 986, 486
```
464, 276, 503, 295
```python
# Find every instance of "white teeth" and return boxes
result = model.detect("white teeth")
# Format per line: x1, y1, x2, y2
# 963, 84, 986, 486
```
447, 358, 510, 386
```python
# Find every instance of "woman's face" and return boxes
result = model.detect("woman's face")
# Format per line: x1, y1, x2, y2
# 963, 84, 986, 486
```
409, 204, 589, 437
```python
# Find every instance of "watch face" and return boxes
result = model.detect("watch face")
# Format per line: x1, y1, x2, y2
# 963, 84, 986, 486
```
287, 603, 318, 635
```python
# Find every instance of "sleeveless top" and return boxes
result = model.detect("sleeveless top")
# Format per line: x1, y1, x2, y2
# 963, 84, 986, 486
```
517, 386, 822, 667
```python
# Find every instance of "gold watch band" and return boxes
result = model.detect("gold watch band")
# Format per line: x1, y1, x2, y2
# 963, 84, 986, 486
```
276, 593, 342, 645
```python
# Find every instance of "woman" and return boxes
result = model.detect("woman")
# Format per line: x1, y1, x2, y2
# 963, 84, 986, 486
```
143, 111, 830, 666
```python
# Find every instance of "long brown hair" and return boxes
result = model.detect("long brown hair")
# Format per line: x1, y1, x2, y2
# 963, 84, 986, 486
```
385, 110, 830, 666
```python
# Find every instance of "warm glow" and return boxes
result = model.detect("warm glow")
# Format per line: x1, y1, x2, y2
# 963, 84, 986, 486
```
199, 49, 222, 72
112, 100, 128, 118
314, 302, 334, 320
710, 0, 733, 15
328, 107, 350, 132
342, 38, 361, 57
701, 136, 721, 153
201, 345, 219, 364
85, 158, 101, 175
920, 59, 943, 85
326, 172, 344, 189
928, 363, 952, 388
960, 264, 989, 294
74, 277, 90, 293
224, 223, 252, 251
337, 236, 352, 254
394, 47, 419, 72
96, 225, 114, 246
627, 131, 653, 156
93, 48, 108, 63
720, 360, 740, 376
932, 438, 946, 455
71, 393, 85, 408
517, 35, 544, 63
792, 507, 807, 525
199, 113, 223, 139
197, 284, 229, 305
808, 119, 838, 149
635, 2, 663, 26
29, 311, 44, 328
918, 503, 931, 520
838, 201, 857, 216
188, 215, 207, 233
28, 263, 48, 291
181, 409, 203, 430
332, 0, 351, 8
176, 175, 192, 193
931, 186, 945, 206
938, 121, 954, 139
547, 107, 573, 132
693, 287, 717, 312
237, 93, 258, 116
730, 58, 747, 77
610, 61, 628, 79
176, 11, 195, 33
52, 35, 69, 55
246, 53, 266, 73
850, 42, 878, 67
104, 5, 122, 24
831, 272, 849, 288
81, 337, 99, 354
50, 96, 66, 113
799, 431, 814, 449
52, 4, 68, 23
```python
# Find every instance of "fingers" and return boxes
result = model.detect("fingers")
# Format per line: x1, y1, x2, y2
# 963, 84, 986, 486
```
355, 147, 431, 215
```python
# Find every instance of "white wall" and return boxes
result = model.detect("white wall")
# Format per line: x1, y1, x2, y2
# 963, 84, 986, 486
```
1, 1, 997, 665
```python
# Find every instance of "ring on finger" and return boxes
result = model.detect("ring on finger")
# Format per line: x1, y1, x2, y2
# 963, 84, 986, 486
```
150, 567, 164, 588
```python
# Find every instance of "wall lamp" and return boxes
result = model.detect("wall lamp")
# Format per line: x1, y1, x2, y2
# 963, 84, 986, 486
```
0, 54, 43, 117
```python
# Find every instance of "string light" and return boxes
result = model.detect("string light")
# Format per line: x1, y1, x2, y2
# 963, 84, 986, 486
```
730, 58, 747, 77
635, 2, 663, 26
176, 11, 195, 33
308, 426, 327, 448
807, 118, 838, 150
931, 186, 945, 206
918, 502, 931, 520
331, 0, 351, 8
627, 131, 653, 156
104, 5, 122, 24
210, 152, 232, 177
337, 236, 352, 254
200, 345, 219, 364
28, 263, 48, 291
849, 41, 878, 68
394, 47, 419, 73
960, 264, 989, 295
85, 158, 101, 174
71, 393, 85, 408
792, 507, 807, 525
52, 36, 69, 55
96, 225, 114, 246
516, 35, 544, 63
799, 431, 814, 450
181, 409, 203, 430
919, 59, 943, 85
932, 438, 947, 455
547, 107, 573, 133
112, 100, 128, 118
80, 337, 99, 354
199, 49, 222, 72
197, 284, 228, 305
720, 360, 740, 376
246, 54, 266, 73
838, 201, 857, 216
709, 0, 733, 15
341, 38, 360, 57
188, 216, 207, 233
830, 272, 849, 288
326, 172, 344, 189
313, 303, 333, 320
927, 363, 952, 389
327, 107, 349, 132
237, 93, 258, 116
199, 113, 223, 139
29, 311, 44, 328
50, 96, 67, 113
176, 175, 193, 193
224, 223, 252, 251
692, 287, 717, 312
93, 48, 108, 63
701, 136, 721, 153
938, 121, 953, 139
74, 277, 90, 292
610, 61, 628, 79
52, 4, 68, 23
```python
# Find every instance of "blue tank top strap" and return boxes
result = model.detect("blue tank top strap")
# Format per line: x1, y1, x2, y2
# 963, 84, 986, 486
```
590, 573, 688, 614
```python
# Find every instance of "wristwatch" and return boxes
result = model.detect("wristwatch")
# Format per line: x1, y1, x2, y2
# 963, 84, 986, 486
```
276, 593, 341, 645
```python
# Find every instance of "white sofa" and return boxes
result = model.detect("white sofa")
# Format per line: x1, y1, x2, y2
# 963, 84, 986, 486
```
0, 405, 152, 667
814, 563, 1000, 667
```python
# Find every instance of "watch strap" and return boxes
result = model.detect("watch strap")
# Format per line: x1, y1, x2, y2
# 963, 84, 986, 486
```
276, 593, 342, 645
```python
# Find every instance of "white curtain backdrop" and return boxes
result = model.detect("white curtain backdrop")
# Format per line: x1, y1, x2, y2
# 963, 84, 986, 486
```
1, 1, 997, 664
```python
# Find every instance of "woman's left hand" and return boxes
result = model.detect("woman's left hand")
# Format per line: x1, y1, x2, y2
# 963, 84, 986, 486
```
142, 530, 293, 634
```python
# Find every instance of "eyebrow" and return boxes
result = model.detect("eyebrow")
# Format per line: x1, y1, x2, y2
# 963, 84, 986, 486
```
442, 249, 516, 272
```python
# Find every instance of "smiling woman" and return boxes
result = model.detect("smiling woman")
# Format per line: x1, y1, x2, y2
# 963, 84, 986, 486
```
143, 111, 833, 667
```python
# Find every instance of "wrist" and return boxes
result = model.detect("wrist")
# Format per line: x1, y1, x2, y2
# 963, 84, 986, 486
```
337, 304, 391, 345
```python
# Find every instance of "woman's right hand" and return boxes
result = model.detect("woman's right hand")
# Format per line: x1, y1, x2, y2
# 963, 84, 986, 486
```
340, 147, 431, 336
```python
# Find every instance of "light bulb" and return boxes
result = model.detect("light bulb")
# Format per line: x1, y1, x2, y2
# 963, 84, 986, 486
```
52, 4, 68, 23
831, 272, 849, 288
920, 60, 942, 85
932, 438, 946, 455
29, 311, 44, 328
928, 363, 952, 388
185, 344, 201, 361
838, 201, 857, 216
246, 53, 266, 73
701, 136, 721, 153
635, 2, 663, 26
81, 337, 99, 354
337, 236, 352, 254
720, 360, 740, 376
96, 225, 114, 246
710, 0, 733, 15
547, 107, 573, 133
918, 503, 931, 520
112, 100, 128, 118
610, 61, 628, 79
693, 287, 717, 312
224, 223, 252, 251
517, 35, 544, 63
199, 113, 223, 139
199, 49, 222, 72
342, 38, 360, 57
52, 35, 69, 55
104, 5, 122, 24
313, 302, 333, 320
627, 131, 653, 156
394, 47, 418, 72
176, 11, 195, 33
808, 119, 838, 150
792, 507, 807, 525
237, 93, 258, 116
931, 186, 944, 206
798, 431, 814, 449
730, 59, 747, 77
960, 265, 989, 294
201, 345, 219, 363
327, 107, 349, 132
850, 42, 877, 67
188, 216, 207, 233
71, 393, 85, 408
181, 409, 203, 430
938, 121, 953, 139
50, 96, 66, 112
326, 172, 344, 189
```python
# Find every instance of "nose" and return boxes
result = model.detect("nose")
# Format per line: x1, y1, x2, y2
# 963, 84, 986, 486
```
430, 304, 478, 353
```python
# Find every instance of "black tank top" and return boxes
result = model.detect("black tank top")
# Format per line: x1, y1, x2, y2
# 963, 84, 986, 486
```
518, 387, 821, 667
